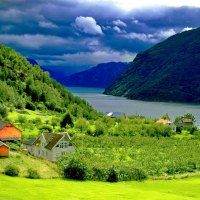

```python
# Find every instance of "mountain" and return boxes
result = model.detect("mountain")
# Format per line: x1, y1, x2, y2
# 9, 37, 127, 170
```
104, 28, 200, 103
26, 58, 38, 66
62, 62, 130, 88
40, 65, 90, 83
0, 44, 97, 118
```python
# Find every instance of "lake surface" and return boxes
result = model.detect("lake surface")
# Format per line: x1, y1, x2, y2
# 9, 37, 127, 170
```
68, 87, 200, 126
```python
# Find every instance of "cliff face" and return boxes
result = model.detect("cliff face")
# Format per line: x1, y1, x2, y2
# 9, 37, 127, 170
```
104, 28, 200, 103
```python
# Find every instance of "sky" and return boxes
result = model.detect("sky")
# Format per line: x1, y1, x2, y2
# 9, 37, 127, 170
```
0, 0, 200, 71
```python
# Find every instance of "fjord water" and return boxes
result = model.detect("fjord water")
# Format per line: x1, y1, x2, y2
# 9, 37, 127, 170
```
68, 87, 200, 126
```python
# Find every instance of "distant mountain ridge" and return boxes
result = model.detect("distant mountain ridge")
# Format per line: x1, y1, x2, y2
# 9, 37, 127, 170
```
104, 28, 200, 103
26, 58, 38, 66
62, 62, 130, 88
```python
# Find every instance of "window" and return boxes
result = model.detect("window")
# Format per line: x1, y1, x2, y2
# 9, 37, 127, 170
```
59, 141, 69, 148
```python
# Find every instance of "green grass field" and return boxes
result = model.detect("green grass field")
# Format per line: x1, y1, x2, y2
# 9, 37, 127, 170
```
0, 151, 59, 178
0, 174, 199, 200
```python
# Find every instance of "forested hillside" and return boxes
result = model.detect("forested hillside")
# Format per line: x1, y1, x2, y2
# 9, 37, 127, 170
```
0, 44, 97, 119
104, 28, 200, 103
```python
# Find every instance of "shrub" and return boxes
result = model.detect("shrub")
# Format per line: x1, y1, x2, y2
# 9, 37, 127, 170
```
27, 168, 40, 179
130, 168, 147, 181
107, 167, 118, 182
4, 165, 19, 177
92, 167, 107, 181
63, 158, 88, 180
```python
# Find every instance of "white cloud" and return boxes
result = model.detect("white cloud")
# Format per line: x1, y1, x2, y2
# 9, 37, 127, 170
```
122, 28, 176, 43
113, 26, 122, 33
157, 29, 176, 39
43, 50, 135, 66
0, 9, 24, 21
75, 16, 103, 35
113, 19, 127, 27
112, 0, 200, 11
122, 32, 156, 43
181, 27, 194, 32
39, 21, 58, 29
132, 19, 139, 24
0, 34, 68, 49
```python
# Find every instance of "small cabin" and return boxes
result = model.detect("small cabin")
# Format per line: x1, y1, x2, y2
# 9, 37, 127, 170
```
0, 141, 9, 157
0, 121, 22, 142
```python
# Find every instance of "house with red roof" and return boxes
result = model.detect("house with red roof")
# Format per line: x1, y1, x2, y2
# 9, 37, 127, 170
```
0, 120, 22, 142
0, 141, 9, 157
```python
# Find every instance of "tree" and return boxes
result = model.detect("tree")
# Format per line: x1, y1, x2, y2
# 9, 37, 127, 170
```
51, 117, 58, 129
60, 112, 73, 128
183, 113, 196, 122
161, 113, 170, 120
0, 103, 8, 119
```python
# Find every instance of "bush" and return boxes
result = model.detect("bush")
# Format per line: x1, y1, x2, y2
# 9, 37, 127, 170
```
130, 168, 147, 181
27, 168, 40, 179
0, 103, 8, 119
92, 167, 107, 181
63, 158, 88, 180
107, 167, 118, 182
39, 125, 53, 133
4, 165, 19, 177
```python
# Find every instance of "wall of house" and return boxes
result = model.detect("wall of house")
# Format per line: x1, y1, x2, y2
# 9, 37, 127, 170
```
51, 146, 75, 161
0, 124, 21, 140
24, 144, 75, 162
0, 145, 9, 156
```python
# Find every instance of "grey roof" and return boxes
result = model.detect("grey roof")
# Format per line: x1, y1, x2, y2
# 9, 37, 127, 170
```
25, 132, 71, 150
45, 133, 64, 150
24, 138, 36, 145
0, 141, 9, 147
0, 120, 8, 128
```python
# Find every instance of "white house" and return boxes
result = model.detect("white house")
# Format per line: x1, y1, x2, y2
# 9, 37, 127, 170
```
24, 132, 75, 161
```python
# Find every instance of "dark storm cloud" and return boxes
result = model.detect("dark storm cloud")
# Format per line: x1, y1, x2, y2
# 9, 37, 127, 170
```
0, 1, 200, 68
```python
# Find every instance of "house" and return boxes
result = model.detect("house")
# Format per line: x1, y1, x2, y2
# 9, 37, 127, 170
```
177, 118, 193, 127
0, 120, 22, 142
156, 119, 176, 132
0, 141, 9, 157
175, 117, 194, 132
105, 112, 126, 118
24, 132, 75, 162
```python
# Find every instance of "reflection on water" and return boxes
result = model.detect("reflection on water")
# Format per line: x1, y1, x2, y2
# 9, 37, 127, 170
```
67, 87, 200, 126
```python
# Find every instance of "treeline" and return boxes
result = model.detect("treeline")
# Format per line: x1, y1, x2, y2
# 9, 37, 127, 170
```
0, 44, 98, 119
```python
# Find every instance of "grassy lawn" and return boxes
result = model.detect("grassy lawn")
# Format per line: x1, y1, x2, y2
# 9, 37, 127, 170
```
0, 174, 199, 200
0, 151, 59, 178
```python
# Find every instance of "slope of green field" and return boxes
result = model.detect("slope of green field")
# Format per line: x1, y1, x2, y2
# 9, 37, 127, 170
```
0, 151, 59, 178
0, 174, 199, 200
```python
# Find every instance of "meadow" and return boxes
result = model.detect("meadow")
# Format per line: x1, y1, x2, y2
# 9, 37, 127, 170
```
0, 174, 200, 200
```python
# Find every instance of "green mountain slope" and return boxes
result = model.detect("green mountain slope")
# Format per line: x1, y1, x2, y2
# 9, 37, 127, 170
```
0, 44, 96, 119
104, 28, 200, 103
